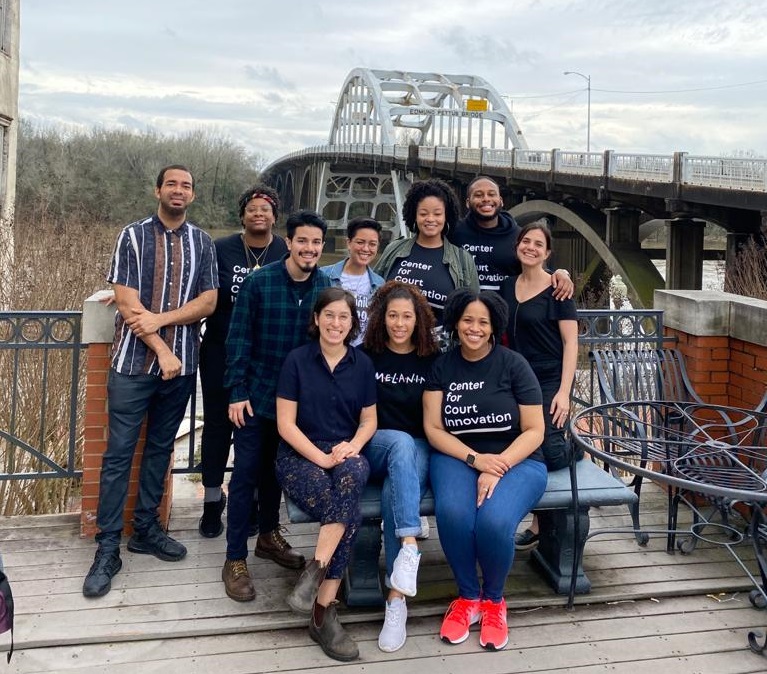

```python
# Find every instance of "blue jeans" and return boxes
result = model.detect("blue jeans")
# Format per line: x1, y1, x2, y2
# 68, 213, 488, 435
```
364, 430, 431, 583
226, 414, 282, 560
96, 370, 195, 550
430, 452, 547, 602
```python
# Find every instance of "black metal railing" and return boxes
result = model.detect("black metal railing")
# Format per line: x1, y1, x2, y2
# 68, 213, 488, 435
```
0, 311, 83, 480
573, 309, 670, 410
0, 308, 667, 482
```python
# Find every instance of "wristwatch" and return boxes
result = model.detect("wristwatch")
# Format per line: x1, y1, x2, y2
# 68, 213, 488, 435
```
465, 452, 476, 467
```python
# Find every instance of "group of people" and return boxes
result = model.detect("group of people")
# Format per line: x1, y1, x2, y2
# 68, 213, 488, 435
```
82, 165, 578, 663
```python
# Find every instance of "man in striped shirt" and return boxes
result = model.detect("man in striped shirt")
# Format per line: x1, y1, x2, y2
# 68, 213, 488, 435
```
83, 165, 218, 599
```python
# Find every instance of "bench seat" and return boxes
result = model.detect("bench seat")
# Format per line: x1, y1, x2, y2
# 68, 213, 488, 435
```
285, 458, 637, 606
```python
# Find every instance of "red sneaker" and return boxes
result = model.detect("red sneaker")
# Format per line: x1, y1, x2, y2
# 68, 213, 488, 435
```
479, 599, 509, 650
439, 597, 481, 644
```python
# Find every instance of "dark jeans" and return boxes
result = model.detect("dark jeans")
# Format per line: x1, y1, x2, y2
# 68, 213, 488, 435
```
96, 370, 195, 550
535, 361, 575, 471
199, 338, 234, 488
276, 440, 370, 580
225, 414, 282, 560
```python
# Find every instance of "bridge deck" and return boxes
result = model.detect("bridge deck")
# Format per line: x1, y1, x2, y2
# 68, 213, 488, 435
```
2, 479, 766, 672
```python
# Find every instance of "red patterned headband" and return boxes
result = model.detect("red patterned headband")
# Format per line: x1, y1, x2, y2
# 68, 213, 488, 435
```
248, 192, 276, 208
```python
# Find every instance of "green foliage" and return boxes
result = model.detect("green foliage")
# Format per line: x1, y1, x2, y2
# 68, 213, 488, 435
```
15, 121, 264, 229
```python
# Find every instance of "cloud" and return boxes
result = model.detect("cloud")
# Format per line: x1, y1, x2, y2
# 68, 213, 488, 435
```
243, 65, 296, 91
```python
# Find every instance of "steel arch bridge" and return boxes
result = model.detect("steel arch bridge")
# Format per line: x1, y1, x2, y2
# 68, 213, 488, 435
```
262, 67, 767, 307
264, 68, 528, 238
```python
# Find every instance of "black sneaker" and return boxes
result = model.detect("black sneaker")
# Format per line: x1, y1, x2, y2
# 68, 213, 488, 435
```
83, 547, 122, 597
515, 528, 540, 552
199, 493, 227, 538
127, 525, 187, 561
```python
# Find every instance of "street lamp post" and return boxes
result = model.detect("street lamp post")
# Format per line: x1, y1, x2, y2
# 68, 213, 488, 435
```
564, 71, 591, 152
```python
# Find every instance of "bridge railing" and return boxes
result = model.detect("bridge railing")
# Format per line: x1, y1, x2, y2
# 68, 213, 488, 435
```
263, 144, 767, 194
682, 156, 767, 192
555, 151, 604, 176
609, 153, 675, 182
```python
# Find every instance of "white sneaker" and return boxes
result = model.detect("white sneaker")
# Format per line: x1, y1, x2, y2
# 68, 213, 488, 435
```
390, 544, 420, 597
416, 515, 430, 540
378, 597, 407, 652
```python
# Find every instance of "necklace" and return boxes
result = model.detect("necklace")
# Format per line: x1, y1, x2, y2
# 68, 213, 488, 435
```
241, 234, 272, 271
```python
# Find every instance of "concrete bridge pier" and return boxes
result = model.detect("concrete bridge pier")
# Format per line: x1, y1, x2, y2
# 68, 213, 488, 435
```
666, 218, 704, 290
606, 208, 641, 249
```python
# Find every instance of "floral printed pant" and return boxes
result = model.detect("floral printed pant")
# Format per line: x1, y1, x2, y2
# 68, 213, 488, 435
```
276, 440, 370, 579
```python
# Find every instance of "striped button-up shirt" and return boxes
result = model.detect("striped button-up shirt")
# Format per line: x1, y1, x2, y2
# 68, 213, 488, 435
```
225, 255, 331, 419
108, 215, 218, 376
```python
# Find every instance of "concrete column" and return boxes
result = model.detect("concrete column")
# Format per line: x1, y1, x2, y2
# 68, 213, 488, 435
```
605, 208, 641, 248
665, 219, 704, 290
80, 291, 174, 538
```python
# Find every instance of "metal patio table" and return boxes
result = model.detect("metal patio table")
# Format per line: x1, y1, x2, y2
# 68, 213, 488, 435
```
569, 400, 767, 655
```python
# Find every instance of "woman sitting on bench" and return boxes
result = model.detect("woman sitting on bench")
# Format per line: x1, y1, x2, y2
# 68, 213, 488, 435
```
424, 288, 546, 652
361, 281, 439, 652
275, 287, 377, 662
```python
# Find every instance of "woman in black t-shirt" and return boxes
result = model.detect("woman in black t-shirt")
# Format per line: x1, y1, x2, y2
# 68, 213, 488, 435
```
198, 185, 288, 540
374, 179, 479, 331
424, 289, 546, 652
499, 222, 578, 552
362, 281, 438, 652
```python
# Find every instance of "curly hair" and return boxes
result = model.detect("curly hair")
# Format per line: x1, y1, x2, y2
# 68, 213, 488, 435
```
363, 281, 438, 357
401, 178, 461, 237
237, 183, 280, 219
443, 287, 509, 342
307, 287, 360, 345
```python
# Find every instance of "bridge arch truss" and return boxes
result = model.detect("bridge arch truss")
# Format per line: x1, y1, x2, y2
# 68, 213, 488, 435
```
330, 68, 528, 150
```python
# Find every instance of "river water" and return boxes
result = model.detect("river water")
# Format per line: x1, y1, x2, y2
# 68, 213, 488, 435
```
611, 259, 725, 309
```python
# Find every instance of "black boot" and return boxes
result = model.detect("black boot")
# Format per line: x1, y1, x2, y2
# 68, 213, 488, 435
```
309, 601, 359, 662
286, 559, 326, 616
199, 493, 227, 538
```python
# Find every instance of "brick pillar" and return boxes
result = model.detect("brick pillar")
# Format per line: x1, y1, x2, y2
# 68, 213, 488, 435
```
655, 289, 767, 409
80, 291, 174, 538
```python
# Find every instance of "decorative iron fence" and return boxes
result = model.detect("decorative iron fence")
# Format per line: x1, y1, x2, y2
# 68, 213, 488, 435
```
0, 311, 83, 480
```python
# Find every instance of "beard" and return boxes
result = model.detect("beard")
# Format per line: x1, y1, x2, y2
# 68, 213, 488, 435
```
472, 205, 500, 222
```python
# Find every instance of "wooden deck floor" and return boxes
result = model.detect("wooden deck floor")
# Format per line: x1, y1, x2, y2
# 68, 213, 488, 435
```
2, 479, 767, 673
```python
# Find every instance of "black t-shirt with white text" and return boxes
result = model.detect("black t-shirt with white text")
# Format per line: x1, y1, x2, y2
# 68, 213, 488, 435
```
204, 233, 288, 343
426, 345, 544, 460
385, 243, 455, 325
363, 347, 437, 438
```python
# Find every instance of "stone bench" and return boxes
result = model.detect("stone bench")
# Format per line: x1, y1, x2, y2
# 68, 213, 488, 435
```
285, 458, 637, 607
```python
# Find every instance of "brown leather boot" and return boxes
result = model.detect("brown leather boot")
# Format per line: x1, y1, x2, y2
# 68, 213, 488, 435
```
309, 601, 359, 662
286, 559, 326, 615
222, 559, 256, 602
254, 528, 306, 569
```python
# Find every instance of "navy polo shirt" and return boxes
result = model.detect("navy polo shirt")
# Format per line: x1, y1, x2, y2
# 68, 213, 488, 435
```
277, 341, 377, 443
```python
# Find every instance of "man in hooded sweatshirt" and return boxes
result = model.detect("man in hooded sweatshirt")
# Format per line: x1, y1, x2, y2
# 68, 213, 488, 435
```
448, 176, 573, 298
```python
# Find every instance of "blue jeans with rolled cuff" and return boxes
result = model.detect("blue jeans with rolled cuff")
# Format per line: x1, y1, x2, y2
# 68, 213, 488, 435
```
364, 429, 431, 583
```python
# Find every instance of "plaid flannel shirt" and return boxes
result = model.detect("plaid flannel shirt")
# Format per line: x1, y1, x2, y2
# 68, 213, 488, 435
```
224, 255, 331, 419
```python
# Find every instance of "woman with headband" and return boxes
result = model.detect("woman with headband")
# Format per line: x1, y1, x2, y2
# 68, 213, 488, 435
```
198, 185, 299, 574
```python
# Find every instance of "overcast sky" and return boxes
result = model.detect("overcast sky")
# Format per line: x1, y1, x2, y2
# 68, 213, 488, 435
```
18, 0, 767, 164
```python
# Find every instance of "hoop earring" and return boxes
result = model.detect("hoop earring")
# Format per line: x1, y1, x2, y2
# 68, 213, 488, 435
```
489, 334, 496, 347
